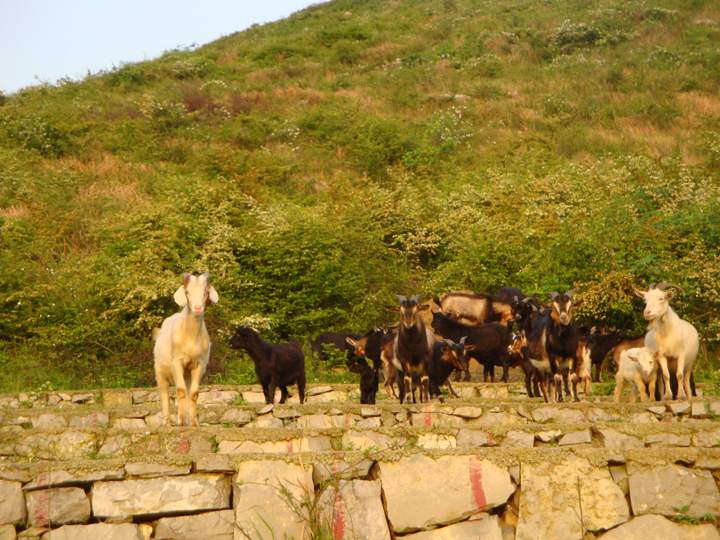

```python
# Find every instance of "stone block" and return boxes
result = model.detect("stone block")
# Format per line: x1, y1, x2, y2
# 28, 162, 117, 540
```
456, 429, 496, 447
312, 458, 374, 485
454, 406, 483, 419
195, 455, 234, 474
43, 523, 145, 540
92, 475, 231, 519
517, 455, 629, 539
0, 524, 15, 540
24, 469, 123, 491
500, 431, 534, 448
25, 488, 90, 527
68, 412, 109, 429
155, 509, 234, 540
599, 429, 644, 449
197, 390, 239, 406
402, 515, 503, 539
627, 462, 720, 517
220, 409, 252, 426
342, 430, 398, 452
417, 433, 456, 449
31, 414, 68, 429
378, 454, 514, 533
644, 433, 691, 447
693, 428, 720, 447
233, 460, 313, 540
600, 514, 720, 540
531, 407, 585, 424
558, 429, 591, 446
125, 462, 191, 478
0, 480, 27, 525
319, 480, 391, 540
102, 390, 132, 407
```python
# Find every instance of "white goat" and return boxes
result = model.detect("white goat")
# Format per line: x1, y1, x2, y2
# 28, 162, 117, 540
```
634, 282, 699, 400
154, 273, 219, 426
613, 347, 659, 403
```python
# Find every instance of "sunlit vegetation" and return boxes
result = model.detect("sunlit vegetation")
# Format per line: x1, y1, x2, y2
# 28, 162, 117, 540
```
1, 0, 719, 391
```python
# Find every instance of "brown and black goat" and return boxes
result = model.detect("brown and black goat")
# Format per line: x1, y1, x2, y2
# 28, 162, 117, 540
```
229, 326, 306, 405
346, 354, 379, 405
431, 310, 512, 382
524, 291, 582, 403
429, 338, 474, 401
307, 331, 361, 361
392, 294, 434, 403
347, 327, 402, 400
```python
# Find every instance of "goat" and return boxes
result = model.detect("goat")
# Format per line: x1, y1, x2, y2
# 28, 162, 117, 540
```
507, 332, 539, 397
154, 273, 219, 427
307, 331, 361, 361
524, 291, 582, 403
635, 282, 699, 400
229, 326, 306, 404
433, 291, 515, 327
428, 338, 474, 400
347, 327, 402, 399
431, 310, 511, 382
613, 347, 659, 403
582, 329, 628, 382
392, 294, 434, 403
346, 354, 378, 404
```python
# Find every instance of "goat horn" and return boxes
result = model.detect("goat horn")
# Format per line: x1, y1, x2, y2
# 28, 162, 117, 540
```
548, 291, 559, 300
396, 295, 407, 303
182, 273, 192, 287
410, 294, 422, 303
202, 272, 211, 281
656, 282, 683, 292
460, 336, 467, 345
565, 290, 575, 298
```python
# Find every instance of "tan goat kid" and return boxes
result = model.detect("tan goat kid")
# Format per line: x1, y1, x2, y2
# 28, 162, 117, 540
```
154, 273, 219, 426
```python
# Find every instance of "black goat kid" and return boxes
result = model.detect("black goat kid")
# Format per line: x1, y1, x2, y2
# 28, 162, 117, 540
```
229, 326, 306, 405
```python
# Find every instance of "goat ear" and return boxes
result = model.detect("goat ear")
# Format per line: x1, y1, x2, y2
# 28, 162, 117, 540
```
664, 290, 675, 301
388, 306, 400, 313
418, 304, 430, 311
634, 289, 647, 299
465, 344, 476, 351
207, 285, 219, 305
626, 349, 640, 361
173, 285, 187, 307
346, 338, 358, 347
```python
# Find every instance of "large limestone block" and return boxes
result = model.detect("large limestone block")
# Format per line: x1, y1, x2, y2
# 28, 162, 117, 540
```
233, 460, 314, 540
378, 454, 514, 533
92, 475, 231, 519
25, 488, 90, 527
0, 524, 15, 540
342, 430, 398, 452
319, 480, 391, 540
155, 509, 235, 540
403, 515, 503, 539
627, 462, 720, 517
600, 514, 720, 540
516, 455, 629, 540
43, 523, 145, 540
0, 480, 26, 525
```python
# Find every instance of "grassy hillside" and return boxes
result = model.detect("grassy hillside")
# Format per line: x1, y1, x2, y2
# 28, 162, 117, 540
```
1, 0, 719, 392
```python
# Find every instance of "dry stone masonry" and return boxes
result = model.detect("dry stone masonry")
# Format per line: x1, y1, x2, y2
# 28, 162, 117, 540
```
1, 383, 720, 539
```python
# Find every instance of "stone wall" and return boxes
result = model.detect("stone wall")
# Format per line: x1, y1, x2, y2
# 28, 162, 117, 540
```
1, 383, 720, 539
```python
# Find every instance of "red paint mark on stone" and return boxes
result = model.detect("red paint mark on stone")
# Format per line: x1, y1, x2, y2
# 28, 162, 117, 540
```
178, 432, 189, 454
487, 432, 494, 446
345, 415, 352, 427
469, 455, 487, 510
31, 490, 50, 527
287, 440, 294, 453
333, 493, 345, 539
424, 411, 432, 426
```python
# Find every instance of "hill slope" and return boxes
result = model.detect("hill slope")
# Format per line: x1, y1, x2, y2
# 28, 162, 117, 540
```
1, 0, 719, 391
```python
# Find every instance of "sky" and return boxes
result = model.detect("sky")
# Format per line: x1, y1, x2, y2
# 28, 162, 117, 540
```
0, 0, 324, 95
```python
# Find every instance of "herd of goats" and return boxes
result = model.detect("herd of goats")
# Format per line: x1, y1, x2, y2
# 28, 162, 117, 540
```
151, 274, 700, 427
